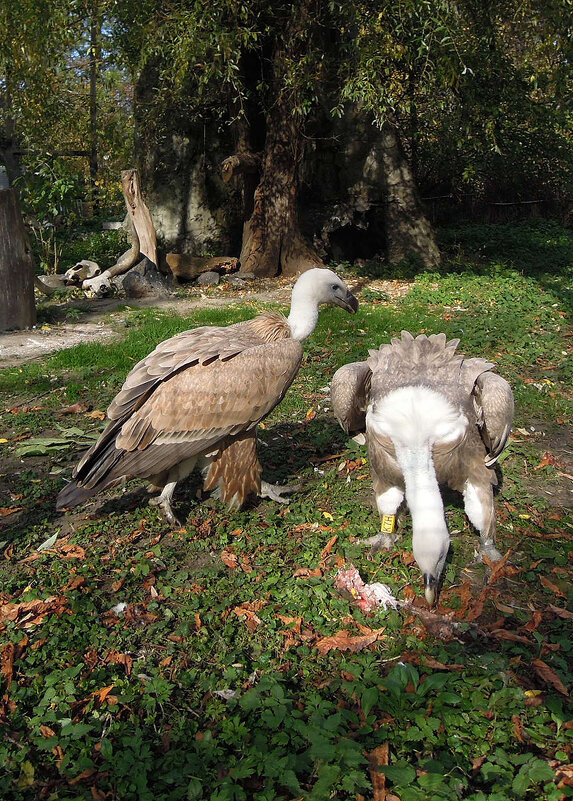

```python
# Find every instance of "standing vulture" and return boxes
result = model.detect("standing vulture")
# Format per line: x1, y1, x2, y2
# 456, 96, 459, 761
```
57, 268, 358, 524
331, 331, 514, 606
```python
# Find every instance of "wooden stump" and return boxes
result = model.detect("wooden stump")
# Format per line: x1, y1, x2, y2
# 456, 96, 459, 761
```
0, 189, 36, 330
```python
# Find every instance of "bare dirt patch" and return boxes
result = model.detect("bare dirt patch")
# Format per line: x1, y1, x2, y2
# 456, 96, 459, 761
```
0, 281, 294, 368
0, 274, 408, 368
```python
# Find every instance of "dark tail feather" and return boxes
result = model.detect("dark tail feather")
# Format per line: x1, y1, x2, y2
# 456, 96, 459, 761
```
56, 481, 101, 510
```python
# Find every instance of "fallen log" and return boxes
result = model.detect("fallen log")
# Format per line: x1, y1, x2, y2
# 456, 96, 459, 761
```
164, 254, 239, 282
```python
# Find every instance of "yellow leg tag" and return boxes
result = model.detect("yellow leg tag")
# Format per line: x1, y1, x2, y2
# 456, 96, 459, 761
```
381, 514, 396, 534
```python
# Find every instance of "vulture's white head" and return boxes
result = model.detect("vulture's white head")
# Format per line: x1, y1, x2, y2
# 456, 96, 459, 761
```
412, 529, 450, 607
288, 268, 358, 341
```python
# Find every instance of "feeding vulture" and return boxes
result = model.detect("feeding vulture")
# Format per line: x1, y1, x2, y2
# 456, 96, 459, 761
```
331, 331, 514, 606
57, 268, 358, 523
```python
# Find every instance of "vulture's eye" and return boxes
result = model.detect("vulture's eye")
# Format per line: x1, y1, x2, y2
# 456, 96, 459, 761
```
331, 284, 340, 292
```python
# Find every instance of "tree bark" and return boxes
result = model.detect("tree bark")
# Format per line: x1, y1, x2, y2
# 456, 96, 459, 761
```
221, 153, 261, 183
239, 110, 324, 277
381, 123, 440, 267
0, 189, 36, 330
238, 4, 325, 277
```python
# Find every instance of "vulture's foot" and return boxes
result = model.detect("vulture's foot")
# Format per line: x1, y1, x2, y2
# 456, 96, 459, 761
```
260, 480, 301, 504
149, 481, 182, 527
360, 532, 400, 559
477, 544, 503, 564
149, 495, 182, 527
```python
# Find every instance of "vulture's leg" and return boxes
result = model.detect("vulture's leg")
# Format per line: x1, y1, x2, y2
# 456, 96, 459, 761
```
362, 486, 405, 555
260, 480, 302, 504
149, 481, 181, 526
463, 481, 502, 563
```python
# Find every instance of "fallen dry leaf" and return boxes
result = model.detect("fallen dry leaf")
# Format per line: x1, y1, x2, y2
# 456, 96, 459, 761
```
520, 610, 543, 633
239, 553, 253, 573
512, 714, 526, 743
402, 652, 464, 671
62, 575, 86, 592
104, 650, 133, 676
276, 614, 302, 635
0, 642, 15, 684
85, 409, 107, 420
93, 685, 115, 703
315, 629, 383, 655
7, 405, 44, 415
59, 543, 86, 560
367, 743, 389, 801
293, 567, 323, 578
406, 605, 466, 641
472, 755, 488, 771
546, 604, 573, 620
0, 506, 23, 517
0, 596, 69, 630
60, 402, 90, 415
69, 768, 97, 786
531, 659, 569, 697
552, 761, 573, 790
490, 629, 532, 645
220, 549, 239, 569
540, 575, 567, 599
233, 606, 262, 632
320, 534, 338, 562
534, 451, 561, 470
483, 551, 520, 584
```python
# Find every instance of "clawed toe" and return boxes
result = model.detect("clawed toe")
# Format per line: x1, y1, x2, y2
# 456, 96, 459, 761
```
150, 496, 182, 527
359, 533, 399, 559
479, 545, 503, 563
260, 480, 301, 504
467, 545, 503, 567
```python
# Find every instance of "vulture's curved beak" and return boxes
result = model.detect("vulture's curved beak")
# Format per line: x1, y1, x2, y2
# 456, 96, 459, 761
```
335, 290, 359, 314
424, 573, 438, 607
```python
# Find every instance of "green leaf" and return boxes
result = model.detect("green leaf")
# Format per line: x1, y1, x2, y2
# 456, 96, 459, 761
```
418, 772, 445, 790
361, 686, 379, 717
380, 763, 417, 784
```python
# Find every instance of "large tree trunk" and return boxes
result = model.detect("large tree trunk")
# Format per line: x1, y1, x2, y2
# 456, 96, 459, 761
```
239, 101, 324, 277
237, 3, 325, 277
0, 189, 36, 330
381, 123, 440, 267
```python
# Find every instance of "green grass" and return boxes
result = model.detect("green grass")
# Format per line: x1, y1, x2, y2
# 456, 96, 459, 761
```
0, 222, 571, 801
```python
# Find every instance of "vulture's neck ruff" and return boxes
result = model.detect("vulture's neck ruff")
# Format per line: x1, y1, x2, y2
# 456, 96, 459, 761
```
367, 385, 468, 587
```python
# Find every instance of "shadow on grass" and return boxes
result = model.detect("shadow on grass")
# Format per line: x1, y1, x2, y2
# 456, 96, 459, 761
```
351, 220, 573, 312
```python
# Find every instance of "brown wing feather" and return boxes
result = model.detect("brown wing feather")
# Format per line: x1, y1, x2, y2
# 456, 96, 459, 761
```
473, 372, 515, 465
69, 338, 302, 492
75, 315, 290, 476
331, 361, 372, 434
107, 321, 264, 422
117, 339, 302, 451
203, 432, 262, 509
